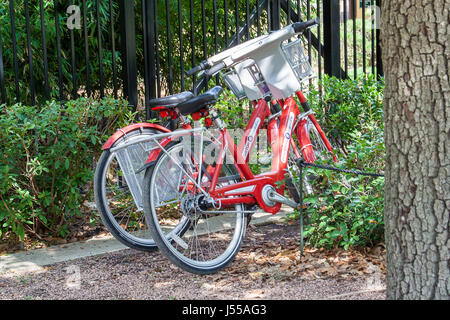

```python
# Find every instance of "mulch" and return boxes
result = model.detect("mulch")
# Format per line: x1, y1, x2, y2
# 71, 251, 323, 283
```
0, 222, 386, 300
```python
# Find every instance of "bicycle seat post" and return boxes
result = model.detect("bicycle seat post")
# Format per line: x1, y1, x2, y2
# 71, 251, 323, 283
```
210, 109, 227, 130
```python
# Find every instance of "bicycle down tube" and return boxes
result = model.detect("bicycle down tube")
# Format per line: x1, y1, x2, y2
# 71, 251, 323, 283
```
203, 96, 317, 214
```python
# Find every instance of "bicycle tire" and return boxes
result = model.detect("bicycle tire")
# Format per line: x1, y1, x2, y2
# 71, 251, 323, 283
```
286, 117, 334, 202
143, 141, 247, 274
94, 128, 189, 251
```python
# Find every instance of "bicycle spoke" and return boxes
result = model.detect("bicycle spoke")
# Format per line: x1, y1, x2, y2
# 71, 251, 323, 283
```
146, 142, 246, 273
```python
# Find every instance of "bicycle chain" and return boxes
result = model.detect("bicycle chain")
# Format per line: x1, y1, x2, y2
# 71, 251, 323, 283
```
296, 159, 384, 177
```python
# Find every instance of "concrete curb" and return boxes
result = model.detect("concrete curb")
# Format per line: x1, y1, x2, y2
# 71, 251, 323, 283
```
0, 209, 292, 275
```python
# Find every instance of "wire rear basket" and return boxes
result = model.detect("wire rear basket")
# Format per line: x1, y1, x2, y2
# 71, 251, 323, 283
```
281, 38, 315, 83
115, 140, 157, 211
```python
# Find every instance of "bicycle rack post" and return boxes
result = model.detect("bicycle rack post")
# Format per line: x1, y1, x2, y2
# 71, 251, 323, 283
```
299, 161, 304, 257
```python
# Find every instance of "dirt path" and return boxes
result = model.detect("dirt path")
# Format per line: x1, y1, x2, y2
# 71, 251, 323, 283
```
0, 222, 386, 300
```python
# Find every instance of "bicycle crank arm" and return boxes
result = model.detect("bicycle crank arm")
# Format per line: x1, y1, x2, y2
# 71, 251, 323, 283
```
266, 189, 300, 210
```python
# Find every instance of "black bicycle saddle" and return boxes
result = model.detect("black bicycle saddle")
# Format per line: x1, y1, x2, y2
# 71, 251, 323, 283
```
177, 86, 223, 116
149, 91, 194, 108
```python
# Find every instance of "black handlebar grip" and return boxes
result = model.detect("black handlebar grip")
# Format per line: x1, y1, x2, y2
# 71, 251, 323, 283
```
205, 62, 226, 77
186, 65, 203, 76
292, 18, 320, 34
186, 60, 209, 76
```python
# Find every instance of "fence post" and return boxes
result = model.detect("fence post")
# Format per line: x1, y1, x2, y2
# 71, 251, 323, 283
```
143, 0, 157, 120
119, 0, 138, 112
376, 0, 383, 78
269, 0, 281, 31
323, 0, 342, 78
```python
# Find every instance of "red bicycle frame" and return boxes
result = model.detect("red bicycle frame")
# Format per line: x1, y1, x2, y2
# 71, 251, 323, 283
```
202, 92, 333, 214
145, 89, 335, 215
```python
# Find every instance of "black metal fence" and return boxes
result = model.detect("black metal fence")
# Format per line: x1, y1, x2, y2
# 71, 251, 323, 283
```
0, 0, 382, 118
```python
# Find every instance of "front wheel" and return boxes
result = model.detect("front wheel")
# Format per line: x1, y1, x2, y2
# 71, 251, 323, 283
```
287, 117, 336, 201
143, 142, 247, 274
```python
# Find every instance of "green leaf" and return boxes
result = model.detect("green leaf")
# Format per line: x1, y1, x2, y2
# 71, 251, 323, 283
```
17, 225, 25, 241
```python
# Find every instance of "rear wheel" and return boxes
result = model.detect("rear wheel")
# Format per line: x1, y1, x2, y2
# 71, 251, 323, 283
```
94, 128, 191, 251
143, 141, 247, 274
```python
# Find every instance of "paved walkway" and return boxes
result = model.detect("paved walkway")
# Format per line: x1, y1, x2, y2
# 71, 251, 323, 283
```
0, 210, 290, 275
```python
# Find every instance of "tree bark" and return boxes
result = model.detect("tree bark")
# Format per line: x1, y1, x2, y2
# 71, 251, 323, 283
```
382, 0, 450, 299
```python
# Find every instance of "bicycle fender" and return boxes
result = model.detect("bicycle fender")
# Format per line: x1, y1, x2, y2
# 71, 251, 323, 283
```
144, 132, 209, 164
102, 123, 171, 150
134, 161, 156, 175
145, 136, 175, 163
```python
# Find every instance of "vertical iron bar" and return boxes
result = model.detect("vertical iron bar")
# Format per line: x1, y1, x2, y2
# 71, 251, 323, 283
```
0, 33, 5, 104
178, 0, 185, 91
235, 0, 240, 44
362, 0, 366, 74
109, 0, 118, 98
9, 0, 20, 102
270, 0, 281, 31
277, 0, 281, 27
323, 0, 341, 78
317, 0, 322, 83
69, 0, 77, 99
256, 0, 261, 36
54, 0, 64, 101
82, 0, 91, 97
307, 0, 311, 65
213, 0, 219, 84
166, 0, 173, 94
201, 0, 207, 60
190, 0, 195, 88
246, 0, 250, 40
142, 0, 150, 115
344, 0, 348, 78
155, 0, 161, 97
96, 0, 105, 98
224, 0, 229, 47
287, 0, 291, 25
143, 0, 156, 119
371, 0, 375, 75
352, 0, 357, 79
376, 0, 383, 78
201, 0, 207, 90
39, 0, 50, 100
119, 0, 138, 111
24, 0, 36, 105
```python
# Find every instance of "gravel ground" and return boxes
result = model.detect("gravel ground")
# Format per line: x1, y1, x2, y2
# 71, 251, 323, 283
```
0, 223, 386, 300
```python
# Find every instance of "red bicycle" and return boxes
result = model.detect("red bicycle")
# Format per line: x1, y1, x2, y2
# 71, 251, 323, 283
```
141, 18, 336, 274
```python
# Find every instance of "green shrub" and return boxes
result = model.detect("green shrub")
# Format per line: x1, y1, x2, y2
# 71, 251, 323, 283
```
0, 97, 133, 241
301, 121, 384, 249
288, 75, 385, 249
308, 74, 384, 153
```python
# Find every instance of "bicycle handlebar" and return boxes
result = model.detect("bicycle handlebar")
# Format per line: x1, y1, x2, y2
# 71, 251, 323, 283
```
187, 18, 319, 77
205, 62, 226, 77
186, 61, 209, 76
292, 18, 320, 34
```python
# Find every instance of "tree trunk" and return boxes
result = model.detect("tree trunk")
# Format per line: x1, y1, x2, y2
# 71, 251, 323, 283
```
382, 0, 449, 299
